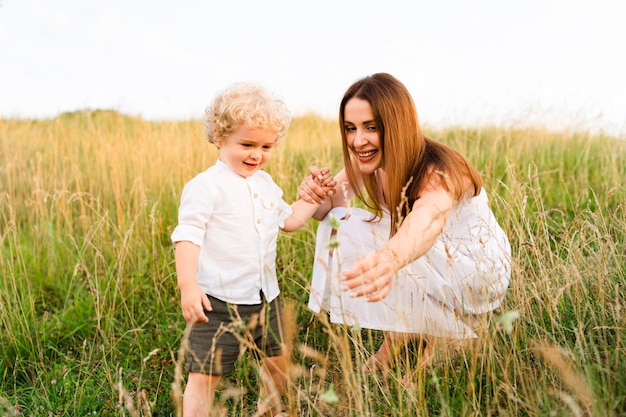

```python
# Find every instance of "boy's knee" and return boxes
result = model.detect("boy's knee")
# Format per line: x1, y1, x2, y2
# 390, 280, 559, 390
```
187, 372, 221, 390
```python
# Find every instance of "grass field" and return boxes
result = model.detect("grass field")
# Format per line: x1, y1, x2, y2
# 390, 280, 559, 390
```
1, 110, 625, 416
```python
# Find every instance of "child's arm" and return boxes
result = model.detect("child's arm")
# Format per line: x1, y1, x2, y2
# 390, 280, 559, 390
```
175, 241, 213, 323
282, 199, 323, 232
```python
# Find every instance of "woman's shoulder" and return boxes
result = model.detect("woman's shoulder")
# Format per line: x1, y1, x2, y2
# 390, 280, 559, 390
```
418, 165, 477, 199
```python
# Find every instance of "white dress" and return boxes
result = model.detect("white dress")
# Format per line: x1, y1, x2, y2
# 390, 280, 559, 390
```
308, 188, 511, 339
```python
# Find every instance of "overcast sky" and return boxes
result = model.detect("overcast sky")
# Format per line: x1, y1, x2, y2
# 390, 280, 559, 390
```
1, 0, 624, 135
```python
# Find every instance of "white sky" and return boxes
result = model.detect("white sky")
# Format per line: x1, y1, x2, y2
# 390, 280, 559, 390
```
1, 0, 625, 135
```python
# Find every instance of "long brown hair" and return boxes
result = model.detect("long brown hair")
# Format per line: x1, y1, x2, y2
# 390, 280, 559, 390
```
339, 73, 482, 236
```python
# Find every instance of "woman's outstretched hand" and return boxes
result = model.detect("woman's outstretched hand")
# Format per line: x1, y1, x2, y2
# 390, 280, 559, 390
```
341, 248, 397, 301
298, 165, 336, 204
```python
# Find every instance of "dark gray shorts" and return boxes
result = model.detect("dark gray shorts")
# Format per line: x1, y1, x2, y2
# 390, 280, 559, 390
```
185, 294, 285, 375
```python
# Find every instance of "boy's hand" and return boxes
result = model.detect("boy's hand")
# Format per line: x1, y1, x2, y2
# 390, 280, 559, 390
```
180, 283, 212, 323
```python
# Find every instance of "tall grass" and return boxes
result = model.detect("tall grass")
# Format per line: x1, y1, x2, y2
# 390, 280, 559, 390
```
1, 110, 624, 416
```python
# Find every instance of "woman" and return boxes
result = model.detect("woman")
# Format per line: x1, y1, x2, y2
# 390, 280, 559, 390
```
299, 73, 511, 370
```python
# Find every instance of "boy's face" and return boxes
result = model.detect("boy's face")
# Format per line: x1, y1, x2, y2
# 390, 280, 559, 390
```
215, 125, 278, 178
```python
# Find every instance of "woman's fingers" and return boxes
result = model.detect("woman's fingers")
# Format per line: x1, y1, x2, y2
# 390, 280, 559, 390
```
342, 274, 392, 300
346, 249, 395, 299
298, 174, 331, 203
297, 179, 317, 203
308, 165, 323, 178
341, 252, 394, 301
305, 165, 337, 197
365, 281, 392, 301
299, 177, 325, 203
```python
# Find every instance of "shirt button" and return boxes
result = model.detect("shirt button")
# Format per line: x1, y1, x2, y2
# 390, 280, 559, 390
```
257, 219, 261, 224
253, 193, 258, 198
270, 202, 275, 207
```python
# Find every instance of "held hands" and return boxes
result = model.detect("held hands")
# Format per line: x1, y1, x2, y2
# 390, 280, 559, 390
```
298, 165, 336, 204
341, 247, 397, 302
180, 283, 213, 323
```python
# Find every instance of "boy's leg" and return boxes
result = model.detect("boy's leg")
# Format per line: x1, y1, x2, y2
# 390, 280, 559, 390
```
183, 372, 221, 417
257, 354, 288, 415
184, 295, 243, 416
253, 295, 289, 415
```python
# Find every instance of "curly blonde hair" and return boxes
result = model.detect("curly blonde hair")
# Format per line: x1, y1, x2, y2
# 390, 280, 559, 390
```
204, 82, 291, 144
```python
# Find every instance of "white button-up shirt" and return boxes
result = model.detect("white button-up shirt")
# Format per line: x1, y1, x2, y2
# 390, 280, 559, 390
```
171, 160, 293, 304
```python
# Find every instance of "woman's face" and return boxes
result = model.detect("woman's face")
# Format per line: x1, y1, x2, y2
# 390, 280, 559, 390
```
343, 98, 382, 174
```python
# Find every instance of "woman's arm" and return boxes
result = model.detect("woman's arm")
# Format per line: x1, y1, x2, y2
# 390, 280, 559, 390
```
341, 181, 454, 301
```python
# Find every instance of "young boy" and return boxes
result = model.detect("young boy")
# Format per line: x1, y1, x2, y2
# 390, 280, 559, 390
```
171, 82, 334, 417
